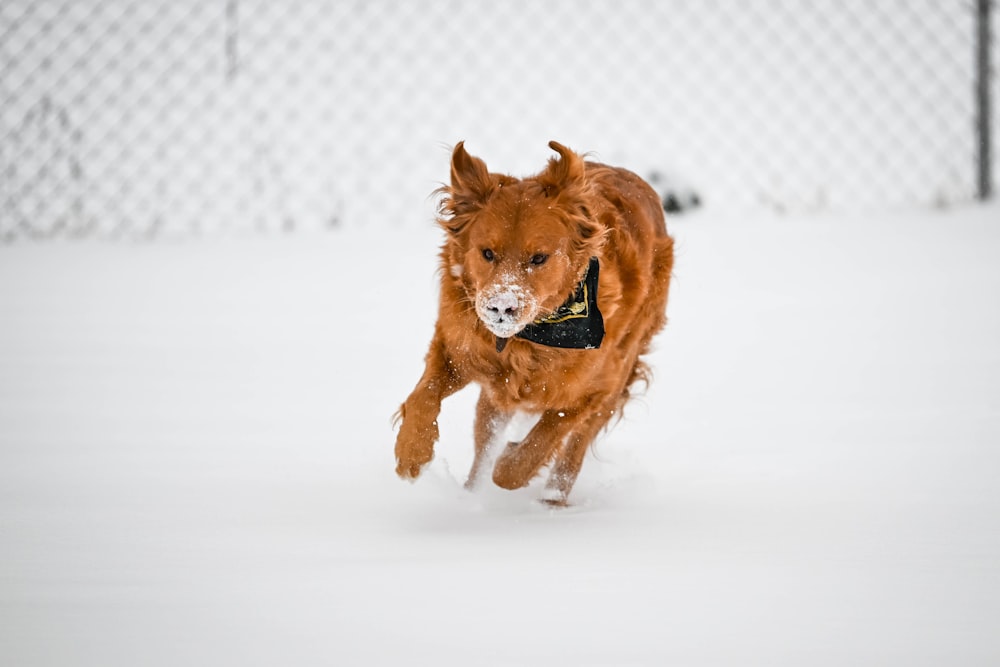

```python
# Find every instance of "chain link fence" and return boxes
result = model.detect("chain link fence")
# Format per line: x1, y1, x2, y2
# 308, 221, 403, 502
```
1, 0, 996, 240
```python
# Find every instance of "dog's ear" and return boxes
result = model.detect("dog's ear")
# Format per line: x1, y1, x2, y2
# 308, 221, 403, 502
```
539, 141, 585, 196
437, 142, 495, 235
448, 141, 494, 214
542, 142, 605, 257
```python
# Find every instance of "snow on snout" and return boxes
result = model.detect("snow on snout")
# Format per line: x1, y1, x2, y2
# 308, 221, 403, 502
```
475, 276, 537, 338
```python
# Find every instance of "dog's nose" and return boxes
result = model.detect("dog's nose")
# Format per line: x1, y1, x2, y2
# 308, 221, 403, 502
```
485, 293, 519, 319
489, 305, 517, 316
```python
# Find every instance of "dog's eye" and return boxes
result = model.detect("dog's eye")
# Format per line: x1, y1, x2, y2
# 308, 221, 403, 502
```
530, 253, 549, 266
482, 248, 495, 262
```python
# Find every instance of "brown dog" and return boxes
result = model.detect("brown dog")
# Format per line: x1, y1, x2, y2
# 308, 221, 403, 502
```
394, 141, 673, 505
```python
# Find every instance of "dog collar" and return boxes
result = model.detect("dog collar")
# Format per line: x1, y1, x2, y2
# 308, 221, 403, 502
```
495, 257, 605, 352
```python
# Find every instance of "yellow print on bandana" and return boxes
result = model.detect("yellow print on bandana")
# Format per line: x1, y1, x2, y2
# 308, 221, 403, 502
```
533, 284, 590, 325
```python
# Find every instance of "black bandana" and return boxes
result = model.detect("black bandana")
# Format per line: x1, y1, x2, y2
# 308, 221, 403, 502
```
495, 257, 604, 352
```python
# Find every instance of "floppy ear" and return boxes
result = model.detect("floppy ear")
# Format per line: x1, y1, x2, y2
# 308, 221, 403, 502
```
539, 141, 586, 195
541, 141, 605, 256
448, 141, 494, 214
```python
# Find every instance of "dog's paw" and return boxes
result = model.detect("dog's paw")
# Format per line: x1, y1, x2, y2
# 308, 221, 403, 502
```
394, 418, 437, 481
493, 440, 543, 490
395, 455, 431, 481
394, 438, 434, 480
540, 486, 569, 507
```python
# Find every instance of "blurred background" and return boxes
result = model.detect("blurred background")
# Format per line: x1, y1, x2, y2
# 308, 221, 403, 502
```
1, 0, 995, 241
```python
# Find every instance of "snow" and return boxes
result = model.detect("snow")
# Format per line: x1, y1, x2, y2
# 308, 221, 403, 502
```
2, 203, 1000, 665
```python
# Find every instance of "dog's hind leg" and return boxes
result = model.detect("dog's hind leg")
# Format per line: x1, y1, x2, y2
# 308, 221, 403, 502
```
542, 399, 620, 506
466, 389, 511, 489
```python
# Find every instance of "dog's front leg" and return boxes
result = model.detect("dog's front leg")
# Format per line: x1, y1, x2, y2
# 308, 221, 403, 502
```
492, 409, 578, 491
394, 333, 466, 480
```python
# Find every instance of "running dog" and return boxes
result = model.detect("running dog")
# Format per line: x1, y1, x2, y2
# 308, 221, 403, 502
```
394, 141, 674, 505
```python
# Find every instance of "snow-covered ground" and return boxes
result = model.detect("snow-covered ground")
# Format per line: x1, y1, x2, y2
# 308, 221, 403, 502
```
2, 203, 999, 665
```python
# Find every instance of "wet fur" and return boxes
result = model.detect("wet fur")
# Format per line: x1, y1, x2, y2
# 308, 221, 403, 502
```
394, 141, 673, 505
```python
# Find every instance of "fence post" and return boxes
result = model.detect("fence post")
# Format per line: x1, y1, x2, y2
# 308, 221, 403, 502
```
226, 0, 240, 83
976, 0, 993, 200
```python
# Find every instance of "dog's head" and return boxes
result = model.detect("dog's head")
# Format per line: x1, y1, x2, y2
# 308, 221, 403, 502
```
438, 141, 606, 341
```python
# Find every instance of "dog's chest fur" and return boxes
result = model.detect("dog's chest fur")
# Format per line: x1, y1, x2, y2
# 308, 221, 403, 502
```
458, 338, 595, 412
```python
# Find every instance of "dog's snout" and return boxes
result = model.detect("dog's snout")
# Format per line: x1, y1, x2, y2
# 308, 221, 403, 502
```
477, 288, 532, 338
485, 293, 519, 318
